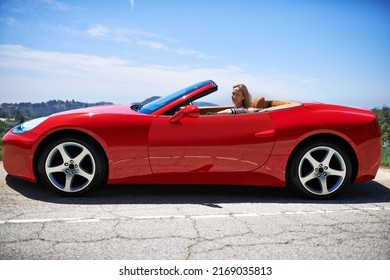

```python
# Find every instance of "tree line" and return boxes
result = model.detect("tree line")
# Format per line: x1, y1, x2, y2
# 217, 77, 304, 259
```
0, 99, 112, 124
372, 105, 389, 146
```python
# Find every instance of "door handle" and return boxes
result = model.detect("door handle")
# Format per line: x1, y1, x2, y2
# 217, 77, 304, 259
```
255, 129, 275, 137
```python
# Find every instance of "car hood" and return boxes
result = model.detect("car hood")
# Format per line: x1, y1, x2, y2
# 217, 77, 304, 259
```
51, 104, 137, 117
28, 104, 144, 135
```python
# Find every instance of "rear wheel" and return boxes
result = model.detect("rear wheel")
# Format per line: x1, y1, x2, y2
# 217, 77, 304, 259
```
37, 137, 106, 196
287, 141, 352, 199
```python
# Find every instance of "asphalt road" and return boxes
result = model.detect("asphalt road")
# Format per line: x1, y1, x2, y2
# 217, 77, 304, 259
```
0, 162, 389, 260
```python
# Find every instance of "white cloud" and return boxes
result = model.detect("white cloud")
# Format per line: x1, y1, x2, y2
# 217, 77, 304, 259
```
129, 0, 135, 10
86, 24, 164, 40
0, 45, 241, 104
86, 25, 110, 38
176, 48, 220, 60
138, 40, 168, 50
85, 24, 219, 60
39, 0, 71, 11
85, 24, 161, 45
0, 44, 323, 106
0, 17, 19, 27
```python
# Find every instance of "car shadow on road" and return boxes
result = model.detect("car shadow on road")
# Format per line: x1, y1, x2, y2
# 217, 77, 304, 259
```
5, 174, 390, 206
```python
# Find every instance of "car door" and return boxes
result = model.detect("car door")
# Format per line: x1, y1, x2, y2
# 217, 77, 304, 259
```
148, 110, 276, 174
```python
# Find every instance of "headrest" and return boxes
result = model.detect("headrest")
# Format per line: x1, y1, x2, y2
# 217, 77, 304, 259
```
252, 96, 266, 108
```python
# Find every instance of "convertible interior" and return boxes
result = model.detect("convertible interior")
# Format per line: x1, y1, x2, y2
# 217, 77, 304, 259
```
198, 96, 302, 115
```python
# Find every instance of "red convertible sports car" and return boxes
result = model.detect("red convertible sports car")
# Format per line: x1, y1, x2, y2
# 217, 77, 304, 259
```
2, 80, 382, 199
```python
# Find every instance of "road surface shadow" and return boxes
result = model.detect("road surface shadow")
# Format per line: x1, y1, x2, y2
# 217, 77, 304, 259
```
5, 174, 390, 206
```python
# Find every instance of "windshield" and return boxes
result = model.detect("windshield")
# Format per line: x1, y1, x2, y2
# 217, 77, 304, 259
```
139, 80, 213, 115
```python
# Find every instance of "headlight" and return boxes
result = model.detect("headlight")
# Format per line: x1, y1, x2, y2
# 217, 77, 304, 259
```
12, 117, 48, 134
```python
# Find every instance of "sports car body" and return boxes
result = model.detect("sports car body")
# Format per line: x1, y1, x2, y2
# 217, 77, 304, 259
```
2, 80, 382, 199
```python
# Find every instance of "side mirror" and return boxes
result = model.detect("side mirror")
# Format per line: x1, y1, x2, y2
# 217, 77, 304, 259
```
170, 105, 200, 123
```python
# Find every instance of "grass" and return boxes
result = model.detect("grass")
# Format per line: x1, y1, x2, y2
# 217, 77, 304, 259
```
382, 146, 390, 167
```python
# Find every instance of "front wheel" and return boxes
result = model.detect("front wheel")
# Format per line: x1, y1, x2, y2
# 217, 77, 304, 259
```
37, 137, 106, 196
287, 141, 352, 199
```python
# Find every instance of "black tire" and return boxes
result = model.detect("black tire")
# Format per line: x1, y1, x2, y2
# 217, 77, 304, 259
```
37, 136, 106, 196
287, 141, 352, 199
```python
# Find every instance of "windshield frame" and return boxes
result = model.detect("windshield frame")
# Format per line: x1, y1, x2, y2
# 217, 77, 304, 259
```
139, 80, 217, 115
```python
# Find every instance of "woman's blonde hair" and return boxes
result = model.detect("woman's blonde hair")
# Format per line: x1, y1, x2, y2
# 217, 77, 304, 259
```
233, 83, 252, 108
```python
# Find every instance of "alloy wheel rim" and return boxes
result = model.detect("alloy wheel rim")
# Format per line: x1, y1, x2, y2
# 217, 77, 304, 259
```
45, 142, 96, 193
298, 146, 347, 196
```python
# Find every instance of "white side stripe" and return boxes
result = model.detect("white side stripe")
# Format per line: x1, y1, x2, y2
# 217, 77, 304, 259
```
0, 207, 388, 225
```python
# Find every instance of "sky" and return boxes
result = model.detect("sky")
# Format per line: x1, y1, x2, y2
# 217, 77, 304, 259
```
0, 0, 389, 108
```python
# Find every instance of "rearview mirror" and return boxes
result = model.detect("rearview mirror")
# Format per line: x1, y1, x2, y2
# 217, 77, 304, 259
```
170, 105, 200, 123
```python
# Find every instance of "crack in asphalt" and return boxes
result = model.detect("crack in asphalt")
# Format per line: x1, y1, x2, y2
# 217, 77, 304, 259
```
1, 207, 389, 259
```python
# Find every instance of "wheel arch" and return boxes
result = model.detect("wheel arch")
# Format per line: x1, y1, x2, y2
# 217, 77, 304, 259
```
286, 133, 358, 186
33, 129, 109, 183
